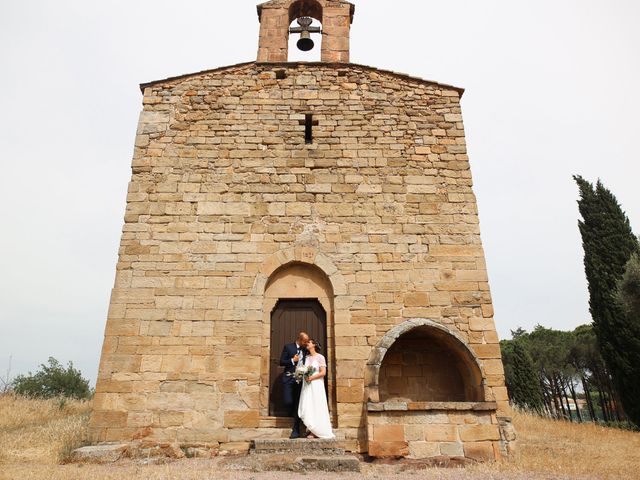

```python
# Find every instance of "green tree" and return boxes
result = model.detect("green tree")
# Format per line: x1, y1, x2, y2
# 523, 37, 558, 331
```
570, 325, 614, 422
619, 254, 640, 318
12, 357, 92, 400
501, 338, 544, 413
574, 176, 640, 425
524, 325, 577, 420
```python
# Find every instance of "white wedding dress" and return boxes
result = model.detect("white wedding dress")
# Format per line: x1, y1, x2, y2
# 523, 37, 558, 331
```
297, 354, 335, 439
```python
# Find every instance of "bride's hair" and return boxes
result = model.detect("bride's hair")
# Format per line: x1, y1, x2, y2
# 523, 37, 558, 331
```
308, 339, 322, 353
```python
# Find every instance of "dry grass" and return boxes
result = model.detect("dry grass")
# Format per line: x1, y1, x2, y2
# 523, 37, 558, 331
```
1, 396, 639, 479
480, 409, 640, 480
0, 393, 92, 465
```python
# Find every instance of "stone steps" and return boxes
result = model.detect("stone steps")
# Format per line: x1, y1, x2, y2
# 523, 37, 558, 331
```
253, 438, 345, 455
258, 417, 295, 428
292, 455, 361, 472
247, 438, 361, 472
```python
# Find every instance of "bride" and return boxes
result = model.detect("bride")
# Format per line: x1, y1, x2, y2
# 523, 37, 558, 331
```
298, 339, 335, 439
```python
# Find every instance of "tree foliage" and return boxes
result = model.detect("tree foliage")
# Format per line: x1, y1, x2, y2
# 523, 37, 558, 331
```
501, 325, 624, 424
618, 254, 640, 318
574, 175, 640, 426
501, 338, 544, 413
12, 357, 91, 400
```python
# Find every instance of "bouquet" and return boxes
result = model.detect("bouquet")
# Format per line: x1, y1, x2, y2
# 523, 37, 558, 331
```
293, 365, 316, 384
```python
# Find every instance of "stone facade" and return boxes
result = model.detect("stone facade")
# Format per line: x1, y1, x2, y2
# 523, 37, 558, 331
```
90, 0, 512, 462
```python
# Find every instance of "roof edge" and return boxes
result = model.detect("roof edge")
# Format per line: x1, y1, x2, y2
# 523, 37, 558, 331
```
139, 61, 465, 97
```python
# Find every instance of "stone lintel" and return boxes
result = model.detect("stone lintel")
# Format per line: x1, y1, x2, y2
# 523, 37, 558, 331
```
367, 401, 498, 412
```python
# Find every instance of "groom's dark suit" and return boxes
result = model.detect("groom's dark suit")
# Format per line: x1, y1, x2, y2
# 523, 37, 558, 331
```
280, 342, 307, 438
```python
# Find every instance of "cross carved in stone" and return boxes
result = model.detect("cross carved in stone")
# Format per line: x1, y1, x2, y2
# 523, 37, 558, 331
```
299, 114, 318, 144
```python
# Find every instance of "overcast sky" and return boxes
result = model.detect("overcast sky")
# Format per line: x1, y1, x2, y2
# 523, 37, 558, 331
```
1, 0, 638, 386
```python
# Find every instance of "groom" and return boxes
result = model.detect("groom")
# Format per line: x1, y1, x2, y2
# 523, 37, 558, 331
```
280, 331, 309, 439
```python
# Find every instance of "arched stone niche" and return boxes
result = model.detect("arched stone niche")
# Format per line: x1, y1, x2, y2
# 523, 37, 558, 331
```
366, 319, 486, 405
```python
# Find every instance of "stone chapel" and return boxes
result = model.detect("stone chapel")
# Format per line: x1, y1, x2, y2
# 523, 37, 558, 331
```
90, 0, 514, 462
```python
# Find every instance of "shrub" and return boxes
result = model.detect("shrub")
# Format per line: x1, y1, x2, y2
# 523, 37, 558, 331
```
12, 357, 92, 400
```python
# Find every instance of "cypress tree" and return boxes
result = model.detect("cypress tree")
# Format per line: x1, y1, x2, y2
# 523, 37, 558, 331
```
501, 338, 545, 413
619, 254, 640, 318
574, 175, 640, 425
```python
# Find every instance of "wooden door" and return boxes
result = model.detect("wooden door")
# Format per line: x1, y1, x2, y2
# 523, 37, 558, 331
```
269, 299, 327, 417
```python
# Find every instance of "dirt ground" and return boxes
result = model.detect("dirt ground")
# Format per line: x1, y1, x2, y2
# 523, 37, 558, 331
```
1, 395, 639, 480
0, 459, 597, 480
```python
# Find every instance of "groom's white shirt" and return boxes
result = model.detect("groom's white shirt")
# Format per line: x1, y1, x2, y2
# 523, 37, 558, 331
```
291, 342, 302, 366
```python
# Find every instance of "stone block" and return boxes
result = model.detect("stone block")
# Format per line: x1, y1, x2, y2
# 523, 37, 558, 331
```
472, 344, 501, 359
158, 411, 184, 427
223, 410, 260, 428
459, 424, 500, 442
424, 424, 458, 442
440, 442, 464, 457
404, 425, 424, 441
483, 359, 505, 376
469, 317, 496, 331
221, 355, 261, 374
296, 455, 361, 473
219, 441, 252, 455
335, 324, 376, 337
335, 346, 371, 361
481, 304, 495, 318
70, 444, 129, 464
413, 413, 449, 424
286, 203, 311, 216
90, 411, 127, 428
337, 386, 364, 403
429, 245, 483, 257
368, 441, 409, 458
492, 386, 509, 402
463, 441, 496, 462
373, 424, 404, 442
336, 360, 366, 379
404, 292, 430, 307
408, 441, 440, 459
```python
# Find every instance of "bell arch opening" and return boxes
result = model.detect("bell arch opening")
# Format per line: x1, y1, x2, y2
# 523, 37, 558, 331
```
287, 17, 323, 62
288, 0, 323, 24
287, 0, 323, 62
368, 320, 485, 404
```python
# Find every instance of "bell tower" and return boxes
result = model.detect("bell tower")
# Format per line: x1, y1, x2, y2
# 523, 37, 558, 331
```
257, 0, 355, 63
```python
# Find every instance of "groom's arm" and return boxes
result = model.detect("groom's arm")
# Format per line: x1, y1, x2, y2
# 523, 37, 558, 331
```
279, 345, 291, 367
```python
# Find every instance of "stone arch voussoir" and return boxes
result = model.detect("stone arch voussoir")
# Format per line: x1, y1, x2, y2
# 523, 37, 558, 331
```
253, 246, 346, 296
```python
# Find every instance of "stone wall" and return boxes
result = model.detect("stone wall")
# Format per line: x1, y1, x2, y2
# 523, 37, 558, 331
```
89, 61, 508, 456
367, 409, 501, 461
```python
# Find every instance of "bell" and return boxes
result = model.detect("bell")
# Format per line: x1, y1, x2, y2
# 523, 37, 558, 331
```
297, 31, 315, 52
290, 16, 321, 52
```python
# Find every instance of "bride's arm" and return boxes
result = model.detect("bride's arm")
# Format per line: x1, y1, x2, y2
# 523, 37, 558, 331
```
307, 366, 326, 382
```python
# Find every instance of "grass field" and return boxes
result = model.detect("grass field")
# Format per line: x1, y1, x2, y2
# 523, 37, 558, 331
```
0, 394, 638, 480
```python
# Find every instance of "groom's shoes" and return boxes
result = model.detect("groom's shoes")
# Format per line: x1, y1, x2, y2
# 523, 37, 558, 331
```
289, 430, 300, 439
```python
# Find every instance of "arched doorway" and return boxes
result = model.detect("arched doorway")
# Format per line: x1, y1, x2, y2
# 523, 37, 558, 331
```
261, 261, 335, 420
269, 299, 327, 416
